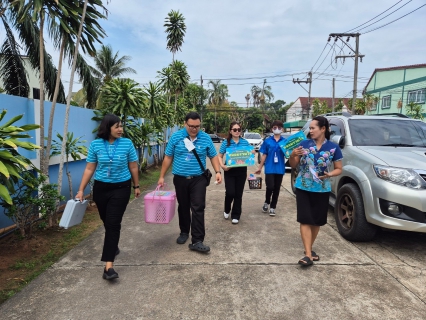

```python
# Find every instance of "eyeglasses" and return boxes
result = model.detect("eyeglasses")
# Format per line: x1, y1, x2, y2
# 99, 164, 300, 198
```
187, 125, 201, 130
231, 128, 242, 132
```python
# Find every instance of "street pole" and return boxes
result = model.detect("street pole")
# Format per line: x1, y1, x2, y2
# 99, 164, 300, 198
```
292, 73, 312, 120
352, 34, 360, 114
330, 33, 364, 115
307, 72, 312, 118
332, 77, 335, 113
200, 75, 203, 123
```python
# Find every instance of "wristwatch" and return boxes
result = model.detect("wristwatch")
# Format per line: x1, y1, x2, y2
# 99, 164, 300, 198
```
215, 171, 221, 174
133, 185, 140, 189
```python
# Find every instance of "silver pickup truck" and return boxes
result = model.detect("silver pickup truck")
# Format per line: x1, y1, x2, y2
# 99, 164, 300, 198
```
291, 113, 426, 241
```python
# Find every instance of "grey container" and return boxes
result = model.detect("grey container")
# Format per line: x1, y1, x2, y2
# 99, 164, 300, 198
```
59, 199, 88, 229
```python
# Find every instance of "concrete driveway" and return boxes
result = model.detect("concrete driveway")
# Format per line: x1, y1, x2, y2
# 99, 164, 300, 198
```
1, 144, 425, 319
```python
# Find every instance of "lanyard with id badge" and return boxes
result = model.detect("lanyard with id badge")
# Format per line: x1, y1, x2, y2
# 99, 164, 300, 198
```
104, 139, 119, 177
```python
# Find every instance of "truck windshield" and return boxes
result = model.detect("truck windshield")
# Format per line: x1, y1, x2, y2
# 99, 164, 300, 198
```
349, 119, 426, 147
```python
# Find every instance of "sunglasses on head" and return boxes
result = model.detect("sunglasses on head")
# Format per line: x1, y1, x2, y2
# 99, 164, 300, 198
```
231, 128, 241, 132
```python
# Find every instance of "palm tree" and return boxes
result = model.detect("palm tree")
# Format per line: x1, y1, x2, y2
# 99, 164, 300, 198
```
157, 65, 173, 105
208, 80, 229, 133
101, 78, 146, 131
406, 101, 424, 120
164, 10, 186, 61
143, 81, 166, 123
44, 0, 106, 178
170, 60, 189, 112
91, 44, 136, 84
245, 93, 250, 108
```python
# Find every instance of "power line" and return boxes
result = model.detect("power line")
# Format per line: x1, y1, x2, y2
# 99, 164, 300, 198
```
344, 0, 404, 33
362, 3, 426, 34
355, 0, 413, 32
310, 42, 329, 71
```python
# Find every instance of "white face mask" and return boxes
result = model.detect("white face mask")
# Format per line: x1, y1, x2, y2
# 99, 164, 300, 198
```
273, 128, 282, 135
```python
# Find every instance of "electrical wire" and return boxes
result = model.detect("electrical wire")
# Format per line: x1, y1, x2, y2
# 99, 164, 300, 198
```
362, 3, 426, 34
344, 0, 405, 33
310, 42, 329, 72
355, 0, 413, 32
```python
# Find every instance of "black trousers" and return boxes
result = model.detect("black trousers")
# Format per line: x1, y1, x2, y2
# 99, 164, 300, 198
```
224, 167, 247, 220
93, 179, 131, 262
173, 175, 208, 244
264, 174, 284, 209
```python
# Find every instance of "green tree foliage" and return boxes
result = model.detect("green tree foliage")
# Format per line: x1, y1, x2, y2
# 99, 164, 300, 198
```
0, 172, 64, 238
405, 101, 424, 120
164, 9, 186, 61
170, 60, 189, 112
0, 110, 40, 205
50, 132, 87, 199
101, 78, 146, 132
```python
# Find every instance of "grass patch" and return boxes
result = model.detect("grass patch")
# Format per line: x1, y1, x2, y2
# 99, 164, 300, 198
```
129, 166, 163, 201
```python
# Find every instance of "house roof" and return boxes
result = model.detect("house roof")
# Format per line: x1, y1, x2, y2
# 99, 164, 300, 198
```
296, 97, 358, 111
364, 63, 426, 91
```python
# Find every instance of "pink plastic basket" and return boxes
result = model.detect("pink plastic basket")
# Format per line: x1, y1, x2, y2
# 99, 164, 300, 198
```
144, 185, 176, 224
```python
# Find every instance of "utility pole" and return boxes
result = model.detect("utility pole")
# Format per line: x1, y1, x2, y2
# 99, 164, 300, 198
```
330, 33, 364, 114
293, 72, 312, 119
332, 78, 335, 113
200, 75, 203, 123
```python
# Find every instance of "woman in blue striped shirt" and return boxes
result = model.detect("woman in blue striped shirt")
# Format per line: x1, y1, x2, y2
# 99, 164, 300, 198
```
76, 114, 140, 280
218, 121, 253, 224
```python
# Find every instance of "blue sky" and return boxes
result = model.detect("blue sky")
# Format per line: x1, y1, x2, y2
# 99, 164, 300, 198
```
58, 0, 426, 107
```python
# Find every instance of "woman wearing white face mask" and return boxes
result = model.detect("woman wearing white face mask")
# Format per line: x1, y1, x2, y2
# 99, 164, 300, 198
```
255, 120, 287, 216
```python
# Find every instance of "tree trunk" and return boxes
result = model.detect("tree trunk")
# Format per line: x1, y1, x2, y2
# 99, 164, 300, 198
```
39, 14, 46, 176
57, 0, 89, 196
45, 36, 66, 183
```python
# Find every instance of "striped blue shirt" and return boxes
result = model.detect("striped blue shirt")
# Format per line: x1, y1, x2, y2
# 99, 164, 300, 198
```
86, 137, 138, 183
219, 137, 250, 154
165, 128, 217, 176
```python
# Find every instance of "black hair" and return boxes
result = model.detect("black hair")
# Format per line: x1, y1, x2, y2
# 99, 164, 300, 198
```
185, 111, 201, 122
271, 120, 283, 128
97, 114, 121, 140
312, 116, 331, 140
226, 121, 241, 147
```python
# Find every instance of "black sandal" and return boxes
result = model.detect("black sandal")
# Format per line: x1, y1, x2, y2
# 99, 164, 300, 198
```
304, 250, 320, 261
188, 242, 210, 253
298, 256, 313, 266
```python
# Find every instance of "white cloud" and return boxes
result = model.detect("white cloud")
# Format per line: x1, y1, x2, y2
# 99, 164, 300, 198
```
56, 0, 426, 105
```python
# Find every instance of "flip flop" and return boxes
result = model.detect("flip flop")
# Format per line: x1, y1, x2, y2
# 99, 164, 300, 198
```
304, 250, 320, 261
298, 256, 313, 266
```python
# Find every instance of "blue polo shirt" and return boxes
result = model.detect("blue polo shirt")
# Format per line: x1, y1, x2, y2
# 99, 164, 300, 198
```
165, 128, 217, 176
219, 137, 250, 154
259, 135, 286, 175
87, 137, 138, 183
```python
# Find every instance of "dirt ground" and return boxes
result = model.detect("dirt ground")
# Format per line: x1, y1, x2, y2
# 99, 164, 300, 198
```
0, 205, 102, 304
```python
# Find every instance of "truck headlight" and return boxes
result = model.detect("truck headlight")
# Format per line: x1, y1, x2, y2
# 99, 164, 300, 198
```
373, 165, 426, 189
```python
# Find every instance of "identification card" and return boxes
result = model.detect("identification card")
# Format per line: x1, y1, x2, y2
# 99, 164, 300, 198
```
183, 138, 195, 151
274, 152, 278, 163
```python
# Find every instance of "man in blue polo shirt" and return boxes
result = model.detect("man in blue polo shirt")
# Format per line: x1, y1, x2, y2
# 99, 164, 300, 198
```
255, 120, 287, 216
158, 112, 222, 253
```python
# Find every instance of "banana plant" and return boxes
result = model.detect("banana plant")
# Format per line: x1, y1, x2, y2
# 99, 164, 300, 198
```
0, 110, 40, 204
50, 132, 87, 199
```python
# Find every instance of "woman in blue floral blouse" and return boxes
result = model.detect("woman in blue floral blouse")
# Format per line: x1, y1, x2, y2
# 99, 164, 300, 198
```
289, 116, 343, 266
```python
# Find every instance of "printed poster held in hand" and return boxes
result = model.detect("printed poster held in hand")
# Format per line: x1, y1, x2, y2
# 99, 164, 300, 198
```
279, 131, 307, 158
225, 146, 256, 168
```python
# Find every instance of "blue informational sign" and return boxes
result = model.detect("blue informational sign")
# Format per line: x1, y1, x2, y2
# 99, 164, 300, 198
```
279, 131, 307, 158
225, 146, 256, 167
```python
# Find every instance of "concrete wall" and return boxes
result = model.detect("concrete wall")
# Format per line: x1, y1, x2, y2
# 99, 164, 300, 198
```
0, 94, 168, 229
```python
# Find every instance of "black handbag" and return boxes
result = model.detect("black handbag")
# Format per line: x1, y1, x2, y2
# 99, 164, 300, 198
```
192, 149, 212, 186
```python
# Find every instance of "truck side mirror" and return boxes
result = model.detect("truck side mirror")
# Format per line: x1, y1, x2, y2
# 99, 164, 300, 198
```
331, 135, 345, 149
